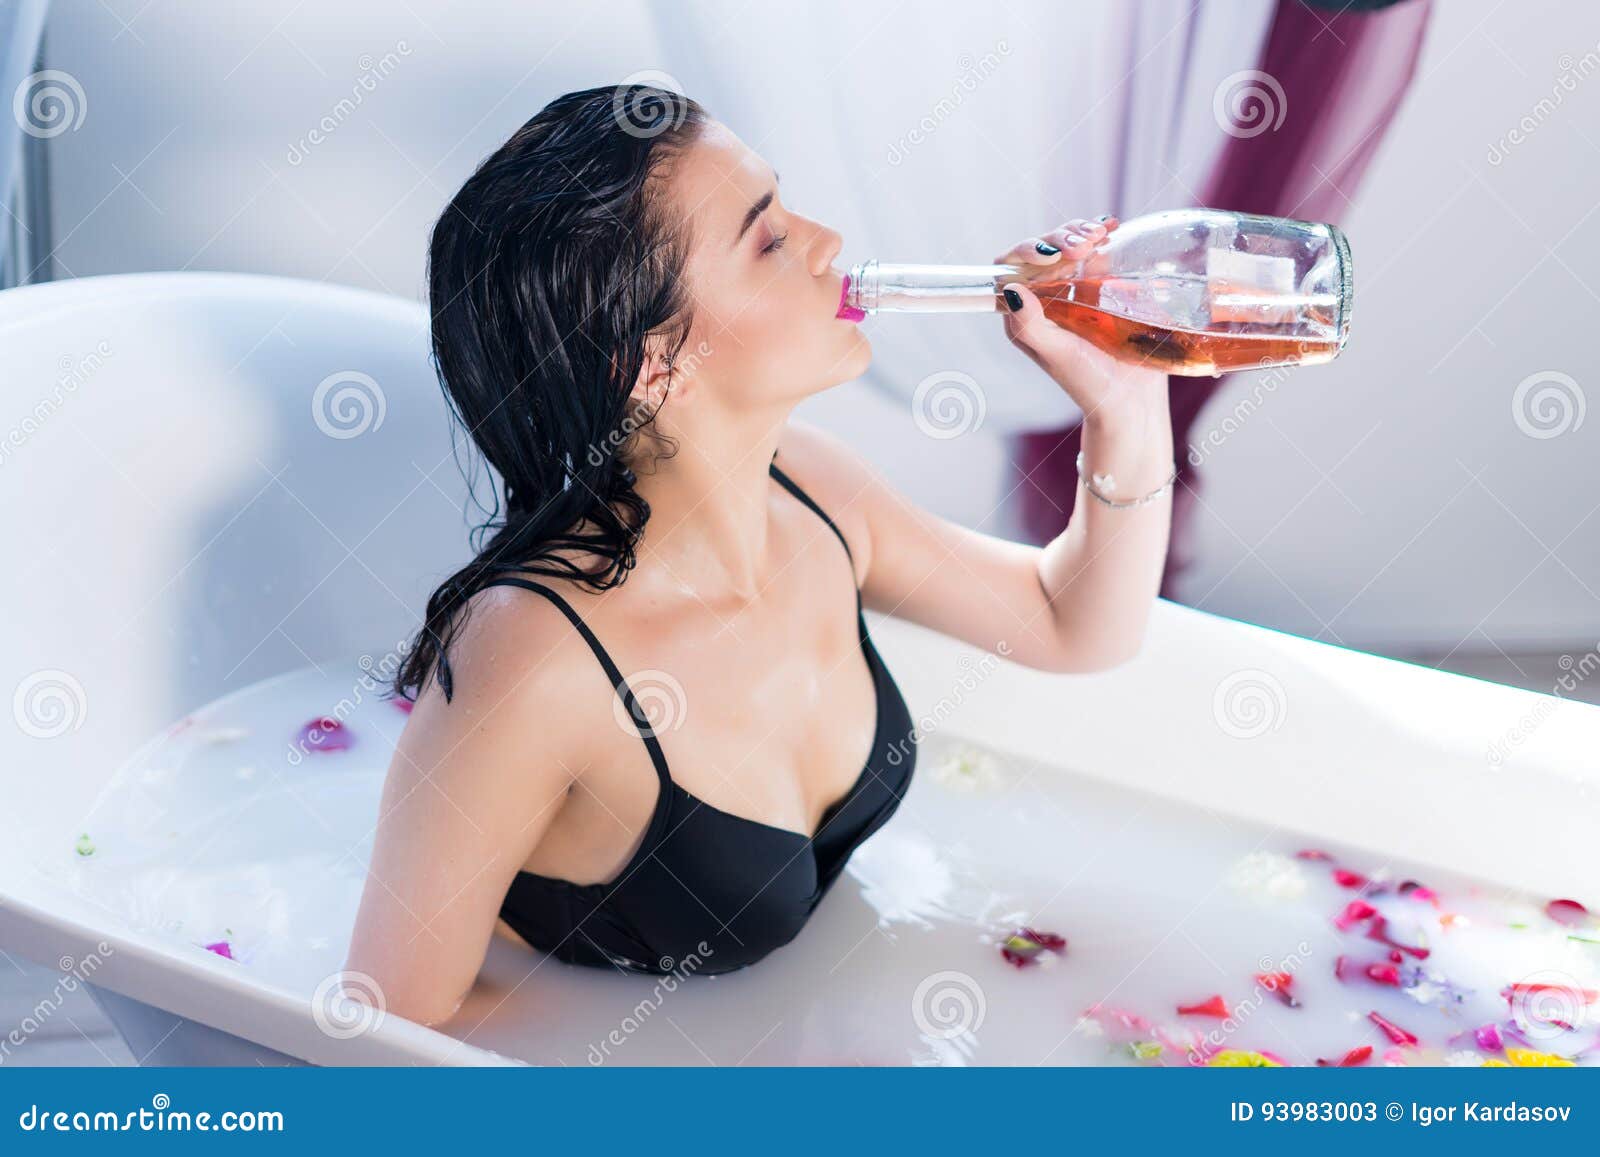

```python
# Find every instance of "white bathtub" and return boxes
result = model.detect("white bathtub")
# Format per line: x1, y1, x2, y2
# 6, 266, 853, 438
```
2, 273, 1595, 1067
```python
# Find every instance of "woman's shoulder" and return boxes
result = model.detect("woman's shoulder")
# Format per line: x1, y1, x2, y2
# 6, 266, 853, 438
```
381, 578, 604, 843
416, 576, 619, 753
461, 572, 617, 684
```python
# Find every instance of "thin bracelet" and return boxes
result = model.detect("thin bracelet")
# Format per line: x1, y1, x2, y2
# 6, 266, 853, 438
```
1075, 450, 1177, 509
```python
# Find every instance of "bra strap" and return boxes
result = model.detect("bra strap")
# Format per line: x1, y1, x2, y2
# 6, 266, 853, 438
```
769, 459, 856, 571
479, 576, 673, 789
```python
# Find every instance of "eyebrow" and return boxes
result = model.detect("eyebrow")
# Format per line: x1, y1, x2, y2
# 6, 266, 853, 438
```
734, 170, 780, 247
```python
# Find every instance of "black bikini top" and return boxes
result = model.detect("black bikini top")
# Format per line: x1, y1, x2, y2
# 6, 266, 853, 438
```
491, 455, 917, 976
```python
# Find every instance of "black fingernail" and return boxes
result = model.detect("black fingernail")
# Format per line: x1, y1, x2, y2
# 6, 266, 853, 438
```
1034, 241, 1059, 255
1003, 288, 1023, 311
1097, 214, 1113, 222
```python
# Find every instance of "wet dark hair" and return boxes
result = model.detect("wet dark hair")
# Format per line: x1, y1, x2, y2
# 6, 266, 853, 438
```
389, 83, 709, 705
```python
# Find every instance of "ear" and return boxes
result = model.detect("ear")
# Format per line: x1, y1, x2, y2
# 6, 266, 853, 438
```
629, 335, 679, 411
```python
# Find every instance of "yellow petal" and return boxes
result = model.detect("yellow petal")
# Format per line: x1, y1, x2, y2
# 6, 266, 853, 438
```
1208, 1049, 1281, 1067
1504, 1047, 1574, 1067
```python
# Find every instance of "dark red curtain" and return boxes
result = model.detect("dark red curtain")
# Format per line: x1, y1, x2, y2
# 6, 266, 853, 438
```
1011, 0, 1434, 600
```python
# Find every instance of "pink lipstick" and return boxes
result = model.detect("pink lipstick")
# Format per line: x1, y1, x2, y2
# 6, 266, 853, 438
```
836, 274, 866, 322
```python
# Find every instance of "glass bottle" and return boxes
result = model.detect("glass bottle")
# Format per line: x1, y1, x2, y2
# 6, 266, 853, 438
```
843, 209, 1353, 376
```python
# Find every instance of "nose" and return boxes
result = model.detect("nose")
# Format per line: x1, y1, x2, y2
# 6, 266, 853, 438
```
810, 221, 844, 277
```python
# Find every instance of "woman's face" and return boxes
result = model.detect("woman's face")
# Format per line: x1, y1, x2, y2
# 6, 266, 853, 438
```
655, 120, 870, 411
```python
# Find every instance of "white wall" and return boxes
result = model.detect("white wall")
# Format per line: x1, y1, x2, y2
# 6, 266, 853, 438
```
34, 0, 1600, 657
1180, 2, 1600, 654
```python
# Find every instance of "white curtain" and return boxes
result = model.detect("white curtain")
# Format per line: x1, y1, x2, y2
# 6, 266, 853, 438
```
647, 0, 1277, 433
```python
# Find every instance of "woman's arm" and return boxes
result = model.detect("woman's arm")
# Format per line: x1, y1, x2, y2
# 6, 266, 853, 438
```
342, 591, 583, 1027
783, 216, 1174, 674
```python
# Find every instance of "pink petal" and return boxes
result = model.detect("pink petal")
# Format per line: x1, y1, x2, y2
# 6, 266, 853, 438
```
1503, 981, 1599, 1006
1368, 1010, 1419, 1046
1177, 994, 1230, 1018
295, 715, 355, 754
1295, 849, 1334, 861
1399, 880, 1441, 905
1316, 1045, 1373, 1067
1333, 868, 1367, 888
1000, 926, 1067, 968
1081, 1003, 1154, 1036
1365, 915, 1430, 959
1254, 972, 1301, 1008
1334, 899, 1378, 930
391, 696, 415, 715
1545, 898, 1592, 927
1474, 1023, 1504, 1052
1365, 962, 1401, 986
204, 940, 233, 959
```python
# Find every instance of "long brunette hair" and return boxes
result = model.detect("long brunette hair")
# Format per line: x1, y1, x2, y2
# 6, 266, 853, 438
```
390, 84, 708, 704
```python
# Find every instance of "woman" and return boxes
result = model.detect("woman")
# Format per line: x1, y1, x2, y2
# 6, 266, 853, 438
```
345, 84, 1175, 1027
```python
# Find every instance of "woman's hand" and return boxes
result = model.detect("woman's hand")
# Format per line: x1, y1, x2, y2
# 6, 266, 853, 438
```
992, 215, 1169, 425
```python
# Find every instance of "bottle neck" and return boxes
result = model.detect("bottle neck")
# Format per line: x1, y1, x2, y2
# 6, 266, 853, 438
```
847, 260, 1024, 314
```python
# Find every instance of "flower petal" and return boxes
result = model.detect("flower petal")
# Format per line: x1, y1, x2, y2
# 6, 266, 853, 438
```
1334, 899, 1378, 930
1208, 1049, 1281, 1067
1504, 1046, 1575, 1067
1365, 962, 1401, 986
1368, 1010, 1419, 1046
999, 926, 1067, 968
294, 715, 355, 754
1365, 914, 1430, 959
1545, 898, 1592, 927
1177, 994, 1230, 1018
1315, 1045, 1373, 1067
